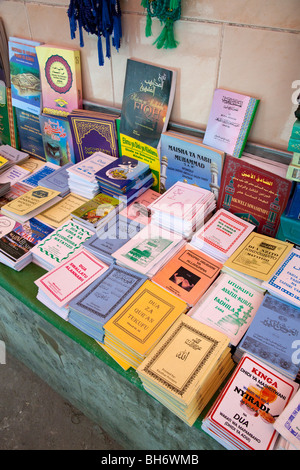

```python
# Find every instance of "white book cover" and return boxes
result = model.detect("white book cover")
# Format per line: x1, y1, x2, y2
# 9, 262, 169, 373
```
273, 388, 300, 450
67, 152, 116, 183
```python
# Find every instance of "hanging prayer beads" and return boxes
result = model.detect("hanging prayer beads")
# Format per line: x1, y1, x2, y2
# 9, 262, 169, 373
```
141, 0, 181, 49
67, 0, 122, 66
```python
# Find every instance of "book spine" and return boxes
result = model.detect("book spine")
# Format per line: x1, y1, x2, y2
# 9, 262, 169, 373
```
6, 88, 18, 149
233, 98, 259, 158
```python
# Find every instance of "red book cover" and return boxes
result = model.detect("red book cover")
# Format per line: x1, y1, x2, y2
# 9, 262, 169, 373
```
217, 155, 292, 237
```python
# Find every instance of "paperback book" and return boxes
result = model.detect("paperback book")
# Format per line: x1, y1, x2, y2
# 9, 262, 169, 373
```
68, 109, 119, 162
35, 248, 109, 320
203, 88, 259, 158
0, 213, 53, 270
159, 130, 224, 197
103, 280, 188, 369
38, 161, 73, 197
0, 165, 30, 187
31, 219, 94, 271
202, 354, 298, 450
217, 154, 292, 237
1, 185, 61, 223
137, 313, 233, 426
20, 162, 58, 188
118, 188, 160, 228
0, 182, 31, 209
36, 192, 89, 229
188, 272, 265, 346
152, 243, 222, 307
273, 388, 300, 450
8, 36, 42, 115
68, 264, 147, 343
190, 208, 255, 263
39, 113, 75, 165
235, 294, 300, 380
262, 248, 300, 308
0, 144, 29, 166
15, 108, 45, 160
71, 192, 123, 231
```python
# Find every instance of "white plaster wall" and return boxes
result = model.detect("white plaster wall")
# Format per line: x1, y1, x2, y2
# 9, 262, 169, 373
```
1, 0, 299, 151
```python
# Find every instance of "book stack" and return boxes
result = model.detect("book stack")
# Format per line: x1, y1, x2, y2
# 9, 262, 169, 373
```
148, 181, 216, 239
287, 119, 300, 182
35, 248, 109, 320
0, 164, 30, 188
0, 145, 29, 169
262, 248, 300, 308
95, 155, 153, 204
31, 219, 94, 271
1, 186, 61, 223
137, 314, 234, 426
273, 388, 300, 450
0, 213, 53, 271
38, 162, 73, 198
202, 354, 298, 450
234, 294, 300, 381
20, 162, 59, 188
188, 272, 265, 346
222, 233, 293, 292
83, 214, 144, 265
118, 188, 160, 230
35, 192, 89, 229
103, 280, 188, 369
152, 243, 222, 307
0, 182, 32, 209
71, 192, 123, 232
112, 223, 185, 278
66, 152, 117, 199
68, 264, 147, 343
190, 209, 255, 263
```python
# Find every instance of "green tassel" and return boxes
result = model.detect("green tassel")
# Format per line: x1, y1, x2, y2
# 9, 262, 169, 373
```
169, 0, 179, 10
145, 14, 152, 37
165, 21, 178, 48
153, 24, 168, 49
141, 0, 148, 8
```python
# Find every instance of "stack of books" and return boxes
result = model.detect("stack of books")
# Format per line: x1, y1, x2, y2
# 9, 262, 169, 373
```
95, 155, 153, 204
83, 214, 144, 265
118, 188, 160, 230
0, 213, 53, 271
71, 192, 123, 232
68, 264, 147, 343
152, 243, 223, 307
31, 219, 94, 271
0, 145, 29, 170
39, 162, 73, 198
35, 248, 109, 320
103, 280, 188, 369
137, 314, 234, 426
66, 152, 116, 199
234, 294, 300, 381
222, 233, 293, 292
20, 162, 59, 188
262, 248, 300, 308
190, 208, 255, 263
112, 223, 185, 278
148, 181, 216, 239
188, 271, 265, 346
201, 354, 298, 450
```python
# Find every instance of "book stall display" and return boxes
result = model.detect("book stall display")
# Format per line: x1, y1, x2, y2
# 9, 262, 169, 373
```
0, 9, 299, 452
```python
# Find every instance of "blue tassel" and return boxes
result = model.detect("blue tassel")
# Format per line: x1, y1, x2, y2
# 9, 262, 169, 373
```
98, 35, 104, 66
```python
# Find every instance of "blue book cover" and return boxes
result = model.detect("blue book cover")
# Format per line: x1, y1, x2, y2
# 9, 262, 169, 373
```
39, 113, 75, 165
83, 215, 144, 263
38, 162, 73, 196
95, 155, 150, 192
21, 162, 58, 188
15, 108, 45, 160
68, 264, 147, 323
238, 294, 300, 379
159, 131, 224, 197
8, 37, 42, 115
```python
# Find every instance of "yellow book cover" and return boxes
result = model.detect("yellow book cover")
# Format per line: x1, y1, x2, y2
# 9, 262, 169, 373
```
0, 155, 8, 169
36, 44, 82, 117
223, 232, 293, 281
137, 314, 232, 406
1, 186, 60, 216
36, 192, 88, 228
104, 280, 188, 357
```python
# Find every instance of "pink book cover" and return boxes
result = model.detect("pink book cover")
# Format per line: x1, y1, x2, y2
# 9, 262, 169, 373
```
119, 188, 160, 226
206, 354, 298, 450
193, 209, 255, 257
35, 248, 109, 307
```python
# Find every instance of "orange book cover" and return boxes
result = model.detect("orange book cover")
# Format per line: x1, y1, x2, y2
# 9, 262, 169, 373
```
152, 243, 222, 306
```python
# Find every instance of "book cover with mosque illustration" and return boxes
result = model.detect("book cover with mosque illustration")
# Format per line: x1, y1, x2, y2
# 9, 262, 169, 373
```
217, 155, 292, 237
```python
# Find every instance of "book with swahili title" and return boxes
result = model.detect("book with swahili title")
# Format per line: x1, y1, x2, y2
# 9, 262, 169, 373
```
119, 58, 177, 192
137, 313, 234, 426
68, 109, 119, 162
202, 354, 298, 450
0, 213, 53, 271
1, 185, 61, 223
152, 243, 222, 307
159, 130, 224, 197
235, 294, 300, 380
103, 280, 188, 369
217, 154, 292, 237
8, 36, 42, 115
203, 88, 260, 159
188, 271, 265, 346
36, 44, 82, 117
35, 192, 89, 229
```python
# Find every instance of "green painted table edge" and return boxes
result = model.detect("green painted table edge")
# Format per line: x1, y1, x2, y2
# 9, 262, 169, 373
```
0, 261, 214, 432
